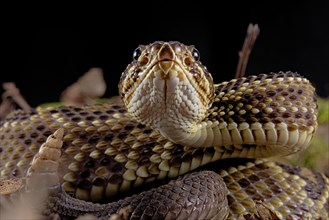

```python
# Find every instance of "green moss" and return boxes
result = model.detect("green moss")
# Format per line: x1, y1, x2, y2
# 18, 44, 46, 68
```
37, 102, 64, 108
37, 98, 111, 108
317, 97, 329, 124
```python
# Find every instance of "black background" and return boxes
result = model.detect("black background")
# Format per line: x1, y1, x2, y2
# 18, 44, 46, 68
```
1, 1, 328, 107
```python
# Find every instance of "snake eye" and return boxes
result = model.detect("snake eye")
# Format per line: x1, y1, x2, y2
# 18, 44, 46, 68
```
133, 47, 142, 60
192, 48, 200, 61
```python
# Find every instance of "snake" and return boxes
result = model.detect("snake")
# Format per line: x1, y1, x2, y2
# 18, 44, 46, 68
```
0, 41, 328, 219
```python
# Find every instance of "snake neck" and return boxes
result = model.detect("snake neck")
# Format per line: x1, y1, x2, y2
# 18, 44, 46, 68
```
177, 73, 318, 156
160, 120, 219, 148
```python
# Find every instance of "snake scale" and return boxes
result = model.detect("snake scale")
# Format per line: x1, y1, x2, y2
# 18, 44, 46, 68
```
0, 41, 328, 219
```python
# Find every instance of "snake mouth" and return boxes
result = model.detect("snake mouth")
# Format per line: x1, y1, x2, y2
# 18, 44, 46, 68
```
151, 59, 175, 68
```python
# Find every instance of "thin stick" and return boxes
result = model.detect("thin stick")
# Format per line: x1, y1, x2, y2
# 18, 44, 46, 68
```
235, 23, 260, 79
0, 82, 31, 118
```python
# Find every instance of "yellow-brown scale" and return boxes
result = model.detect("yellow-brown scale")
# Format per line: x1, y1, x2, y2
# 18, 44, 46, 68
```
208, 72, 317, 157
0, 103, 213, 203
219, 159, 329, 219
0, 72, 327, 219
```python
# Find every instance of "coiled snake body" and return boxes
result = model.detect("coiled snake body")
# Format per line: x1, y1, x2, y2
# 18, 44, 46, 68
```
0, 41, 328, 219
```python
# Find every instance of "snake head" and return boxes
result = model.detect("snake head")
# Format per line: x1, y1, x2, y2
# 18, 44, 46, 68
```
119, 41, 215, 138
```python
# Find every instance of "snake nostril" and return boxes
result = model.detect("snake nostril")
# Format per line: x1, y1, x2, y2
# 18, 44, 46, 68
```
139, 57, 149, 65
184, 57, 192, 66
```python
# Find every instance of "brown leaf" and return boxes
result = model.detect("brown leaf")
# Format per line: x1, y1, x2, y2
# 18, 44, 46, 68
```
60, 68, 106, 106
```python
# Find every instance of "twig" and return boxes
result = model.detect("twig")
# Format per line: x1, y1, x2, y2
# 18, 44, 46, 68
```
235, 23, 260, 79
0, 82, 31, 118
